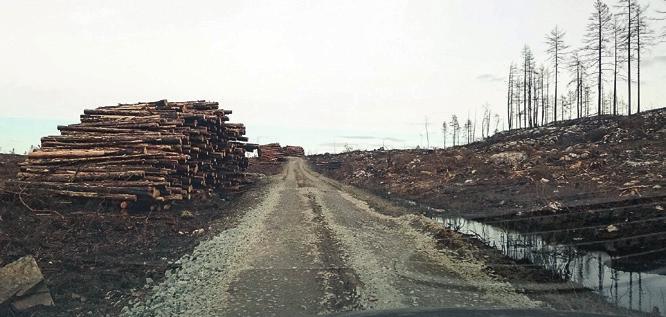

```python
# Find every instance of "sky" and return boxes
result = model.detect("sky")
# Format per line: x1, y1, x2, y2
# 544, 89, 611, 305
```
0, 0, 664, 154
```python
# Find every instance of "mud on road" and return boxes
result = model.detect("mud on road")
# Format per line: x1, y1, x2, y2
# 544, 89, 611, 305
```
124, 158, 638, 316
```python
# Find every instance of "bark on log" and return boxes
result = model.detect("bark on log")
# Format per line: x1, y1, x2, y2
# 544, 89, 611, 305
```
15, 99, 255, 211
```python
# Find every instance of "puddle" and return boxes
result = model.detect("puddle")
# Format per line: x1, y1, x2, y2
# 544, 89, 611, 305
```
392, 197, 666, 316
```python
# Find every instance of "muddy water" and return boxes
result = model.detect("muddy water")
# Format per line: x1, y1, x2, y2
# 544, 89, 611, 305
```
432, 215, 666, 316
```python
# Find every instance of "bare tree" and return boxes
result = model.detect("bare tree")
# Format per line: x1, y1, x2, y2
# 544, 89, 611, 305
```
634, 3, 655, 113
466, 119, 473, 144
450, 115, 460, 147
543, 67, 550, 124
616, 0, 637, 114
461, 120, 468, 144
532, 67, 541, 127
522, 46, 534, 128
537, 65, 548, 124
584, 85, 592, 116
514, 75, 523, 129
493, 114, 501, 134
569, 50, 585, 118
610, 14, 626, 115
467, 110, 476, 141
507, 63, 516, 130
441, 122, 448, 148
584, 0, 612, 116
546, 26, 568, 122
481, 103, 492, 138
561, 94, 570, 120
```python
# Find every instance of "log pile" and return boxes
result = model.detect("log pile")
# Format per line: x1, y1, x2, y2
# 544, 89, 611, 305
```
283, 145, 305, 157
11, 100, 258, 211
258, 144, 305, 161
257, 143, 284, 162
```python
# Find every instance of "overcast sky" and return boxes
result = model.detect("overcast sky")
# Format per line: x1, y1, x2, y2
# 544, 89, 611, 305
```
1, 0, 664, 154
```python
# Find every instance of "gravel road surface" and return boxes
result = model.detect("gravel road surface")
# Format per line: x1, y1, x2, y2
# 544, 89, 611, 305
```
123, 158, 538, 316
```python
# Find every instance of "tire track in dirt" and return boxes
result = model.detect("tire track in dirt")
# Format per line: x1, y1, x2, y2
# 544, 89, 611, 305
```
304, 191, 363, 312
296, 158, 539, 310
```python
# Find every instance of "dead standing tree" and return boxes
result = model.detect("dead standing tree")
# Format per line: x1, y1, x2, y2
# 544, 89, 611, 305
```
568, 50, 585, 118
506, 63, 516, 130
584, 0, 612, 116
611, 14, 626, 115
543, 67, 551, 124
441, 122, 447, 148
538, 65, 546, 126
514, 74, 523, 129
546, 26, 568, 123
521, 46, 534, 128
481, 104, 492, 138
634, 3, 655, 113
450, 115, 460, 147
616, 0, 637, 114
464, 119, 473, 144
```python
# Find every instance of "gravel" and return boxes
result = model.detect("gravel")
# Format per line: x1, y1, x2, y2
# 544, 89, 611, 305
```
121, 181, 285, 316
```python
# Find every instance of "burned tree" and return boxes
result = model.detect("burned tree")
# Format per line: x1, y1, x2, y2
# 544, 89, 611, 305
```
521, 46, 535, 128
514, 74, 523, 129
584, 0, 612, 116
441, 122, 448, 148
507, 63, 516, 130
617, 0, 637, 114
546, 26, 568, 122
611, 14, 625, 115
450, 115, 460, 147
543, 67, 551, 124
481, 104, 492, 138
569, 50, 585, 118
634, 3, 655, 113
464, 119, 473, 144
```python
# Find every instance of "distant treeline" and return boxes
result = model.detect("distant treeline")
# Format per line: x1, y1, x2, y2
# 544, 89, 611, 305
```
436, 0, 664, 149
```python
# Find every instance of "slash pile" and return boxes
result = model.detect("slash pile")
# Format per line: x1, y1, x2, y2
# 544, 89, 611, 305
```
257, 143, 305, 161
11, 100, 258, 211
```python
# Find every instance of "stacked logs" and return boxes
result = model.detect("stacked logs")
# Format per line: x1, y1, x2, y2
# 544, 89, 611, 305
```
258, 144, 305, 162
283, 146, 305, 157
257, 143, 284, 162
11, 100, 258, 211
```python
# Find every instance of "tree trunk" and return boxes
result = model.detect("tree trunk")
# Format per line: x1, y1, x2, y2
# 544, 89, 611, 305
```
628, 1, 632, 115
598, 20, 603, 116
554, 53, 559, 122
637, 17, 641, 113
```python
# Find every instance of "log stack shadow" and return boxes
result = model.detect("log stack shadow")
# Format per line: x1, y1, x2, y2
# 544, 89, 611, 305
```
9, 99, 258, 212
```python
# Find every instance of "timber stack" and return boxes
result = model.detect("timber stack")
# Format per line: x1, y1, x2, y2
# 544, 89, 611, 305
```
283, 145, 305, 157
257, 143, 284, 162
10, 99, 258, 211
258, 144, 305, 162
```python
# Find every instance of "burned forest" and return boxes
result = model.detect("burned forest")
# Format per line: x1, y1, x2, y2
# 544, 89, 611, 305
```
1, 1, 666, 317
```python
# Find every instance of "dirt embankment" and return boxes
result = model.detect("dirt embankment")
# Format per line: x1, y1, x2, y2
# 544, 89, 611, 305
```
0, 153, 266, 316
309, 109, 666, 268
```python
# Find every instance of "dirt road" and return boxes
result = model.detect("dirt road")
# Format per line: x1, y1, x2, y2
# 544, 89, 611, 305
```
123, 158, 537, 316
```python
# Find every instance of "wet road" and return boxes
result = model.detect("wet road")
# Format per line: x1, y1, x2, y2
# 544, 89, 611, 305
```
124, 158, 536, 316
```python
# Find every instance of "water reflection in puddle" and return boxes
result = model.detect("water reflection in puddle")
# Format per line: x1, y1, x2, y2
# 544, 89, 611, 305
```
433, 216, 666, 316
